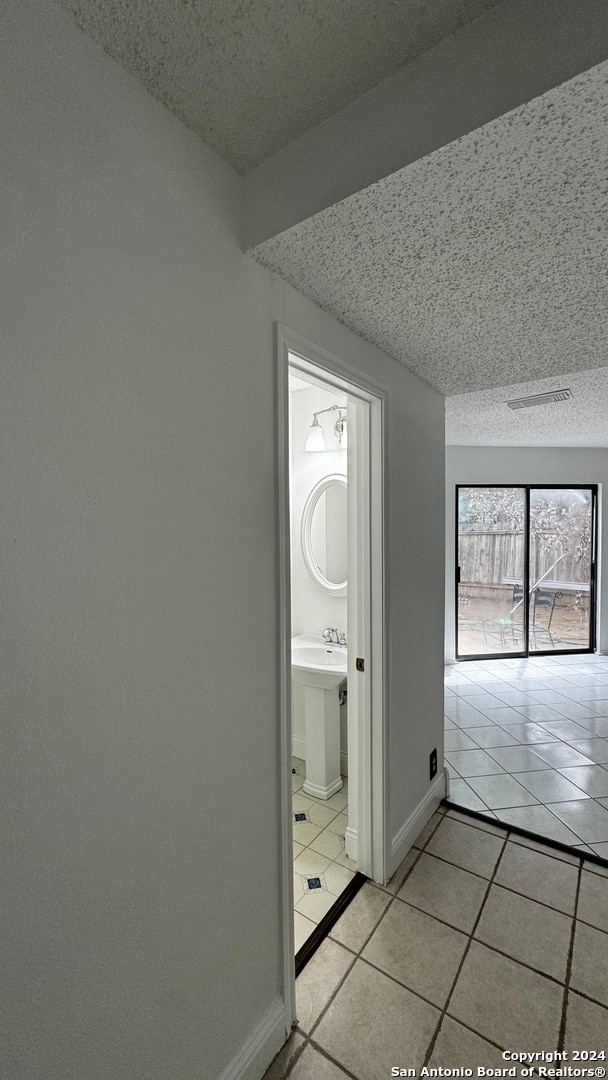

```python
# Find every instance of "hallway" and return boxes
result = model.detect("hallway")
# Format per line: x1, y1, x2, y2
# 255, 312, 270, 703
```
264, 807, 608, 1079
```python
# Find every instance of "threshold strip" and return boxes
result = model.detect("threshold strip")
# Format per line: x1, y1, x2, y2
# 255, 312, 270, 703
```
295, 872, 366, 977
442, 799, 608, 870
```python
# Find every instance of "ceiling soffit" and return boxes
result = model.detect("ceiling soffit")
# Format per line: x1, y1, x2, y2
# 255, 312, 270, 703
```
252, 61, 608, 397
57, 0, 502, 173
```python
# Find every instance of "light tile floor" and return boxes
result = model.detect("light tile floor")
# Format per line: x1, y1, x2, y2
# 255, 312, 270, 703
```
292, 758, 357, 951
264, 807, 608, 1080
444, 653, 608, 855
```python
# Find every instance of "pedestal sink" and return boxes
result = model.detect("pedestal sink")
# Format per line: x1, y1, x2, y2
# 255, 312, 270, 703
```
291, 634, 346, 800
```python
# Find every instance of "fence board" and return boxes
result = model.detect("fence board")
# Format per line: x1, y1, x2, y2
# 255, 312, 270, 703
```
458, 530, 590, 585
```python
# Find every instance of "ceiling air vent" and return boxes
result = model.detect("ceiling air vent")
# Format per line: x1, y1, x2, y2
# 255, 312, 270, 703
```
506, 388, 573, 410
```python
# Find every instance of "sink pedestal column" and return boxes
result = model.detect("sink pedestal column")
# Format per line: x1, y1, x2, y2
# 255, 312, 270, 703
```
301, 685, 343, 800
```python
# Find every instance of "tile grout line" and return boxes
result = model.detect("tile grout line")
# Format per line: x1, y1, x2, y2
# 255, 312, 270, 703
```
421, 829, 510, 1067
281, 1036, 307, 1079
469, 939, 570, 992
447, 809, 586, 864
401, 834, 580, 919
359, 889, 583, 1008
482, 878, 580, 920
446, 800, 603, 865
558, 861, 583, 1053
304, 1036, 360, 1079
562, 985, 608, 1013
299, 821, 439, 1050
453, 796, 591, 849
495, 802, 591, 851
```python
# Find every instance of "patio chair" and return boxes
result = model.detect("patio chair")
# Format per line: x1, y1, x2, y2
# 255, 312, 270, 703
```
496, 584, 525, 648
531, 588, 563, 648
501, 584, 563, 649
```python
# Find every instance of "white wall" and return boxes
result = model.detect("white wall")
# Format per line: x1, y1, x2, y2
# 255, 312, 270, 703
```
290, 384, 348, 638
289, 382, 348, 766
446, 446, 608, 661
1, 4, 445, 1078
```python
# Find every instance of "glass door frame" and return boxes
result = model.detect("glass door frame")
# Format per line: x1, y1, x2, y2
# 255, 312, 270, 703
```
455, 484, 598, 661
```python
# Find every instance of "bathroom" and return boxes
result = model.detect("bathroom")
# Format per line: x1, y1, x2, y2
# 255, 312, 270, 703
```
289, 368, 355, 951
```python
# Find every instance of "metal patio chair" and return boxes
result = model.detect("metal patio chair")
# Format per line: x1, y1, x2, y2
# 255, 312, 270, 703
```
531, 587, 563, 648
500, 583, 563, 649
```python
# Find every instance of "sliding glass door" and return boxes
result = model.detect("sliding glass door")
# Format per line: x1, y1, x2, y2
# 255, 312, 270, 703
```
528, 488, 595, 653
457, 487, 526, 657
456, 485, 596, 659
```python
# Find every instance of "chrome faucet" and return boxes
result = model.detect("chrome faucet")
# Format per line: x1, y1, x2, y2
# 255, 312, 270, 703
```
321, 627, 339, 645
337, 631, 347, 646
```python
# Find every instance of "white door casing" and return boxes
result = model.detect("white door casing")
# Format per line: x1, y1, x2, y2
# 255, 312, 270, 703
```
276, 323, 386, 1031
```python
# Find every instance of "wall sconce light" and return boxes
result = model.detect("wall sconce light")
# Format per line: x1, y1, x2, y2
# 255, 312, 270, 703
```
305, 413, 326, 452
334, 410, 348, 449
305, 404, 348, 451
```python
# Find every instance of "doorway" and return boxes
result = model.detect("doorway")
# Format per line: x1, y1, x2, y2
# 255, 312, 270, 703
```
456, 485, 597, 660
276, 327, 385, 1007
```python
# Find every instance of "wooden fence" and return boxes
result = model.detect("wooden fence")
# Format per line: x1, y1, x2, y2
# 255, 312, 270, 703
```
458, 530, 590, 586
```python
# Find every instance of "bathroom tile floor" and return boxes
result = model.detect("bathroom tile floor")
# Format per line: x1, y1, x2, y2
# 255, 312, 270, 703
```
264, 806, 608, 1079
444, 653, 608, 855
292, 758, 357, 951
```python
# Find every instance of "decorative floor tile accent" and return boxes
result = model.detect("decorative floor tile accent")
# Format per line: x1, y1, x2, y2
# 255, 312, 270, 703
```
305, 875, 325, 892
292, 770, 351, 950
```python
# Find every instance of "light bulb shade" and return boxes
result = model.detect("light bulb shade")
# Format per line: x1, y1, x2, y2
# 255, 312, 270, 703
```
305, 416, 326, 452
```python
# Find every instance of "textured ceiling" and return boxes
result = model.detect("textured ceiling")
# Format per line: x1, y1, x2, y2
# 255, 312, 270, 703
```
253, 61, 608, 397
57, 0, 502, 172
446, 367, 608, 447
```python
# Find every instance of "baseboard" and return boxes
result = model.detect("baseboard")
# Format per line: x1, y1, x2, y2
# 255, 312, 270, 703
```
389, 770, 447, 879
302, 775, 343, 800
218, 995, 287, 1080
345, 824, 357, 862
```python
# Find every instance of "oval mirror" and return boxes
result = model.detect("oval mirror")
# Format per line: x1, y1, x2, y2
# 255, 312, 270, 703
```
301, 474, 347, 596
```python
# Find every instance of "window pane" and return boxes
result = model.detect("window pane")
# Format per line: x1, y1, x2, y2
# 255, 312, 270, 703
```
528, 488, 593, 652
457, 487, 526, 656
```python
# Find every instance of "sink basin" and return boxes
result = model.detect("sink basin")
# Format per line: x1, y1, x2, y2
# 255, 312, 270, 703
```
291, 635, 346, 689
293, 645, 347, 670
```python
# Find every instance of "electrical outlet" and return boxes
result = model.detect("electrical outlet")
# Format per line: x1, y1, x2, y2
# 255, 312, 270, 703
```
429, 748, 437, 780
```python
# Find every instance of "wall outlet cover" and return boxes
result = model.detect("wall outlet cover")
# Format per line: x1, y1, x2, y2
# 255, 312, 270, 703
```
429, 748, 438, 780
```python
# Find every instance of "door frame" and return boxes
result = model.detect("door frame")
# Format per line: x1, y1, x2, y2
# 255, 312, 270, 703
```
276, 324, 387, 1028
455, 483, 598, 661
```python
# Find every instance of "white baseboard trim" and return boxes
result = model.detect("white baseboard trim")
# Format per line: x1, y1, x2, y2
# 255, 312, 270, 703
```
303, 774, 343, 800
218, 995, 287, 1080
345, 824, 357, 862
389, 770, 447, 880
